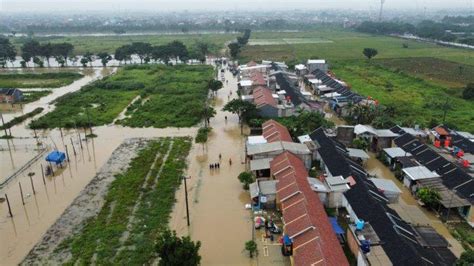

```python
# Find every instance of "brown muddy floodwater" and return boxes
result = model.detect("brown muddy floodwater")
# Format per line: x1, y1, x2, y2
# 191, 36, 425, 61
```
170, 69, 254, 265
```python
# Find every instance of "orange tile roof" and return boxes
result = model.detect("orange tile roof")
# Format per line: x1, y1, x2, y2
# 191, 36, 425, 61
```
253, 86, 277, 108
250, 71, 266, 85
435, 126, 449, 136
271, 152, 349, 266
262, 120, 293, 143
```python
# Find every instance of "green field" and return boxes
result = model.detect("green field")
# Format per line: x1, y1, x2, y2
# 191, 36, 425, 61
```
30, 64, 213, 129
375, 57, 474, 88
241, 30, 474, 66
54, 137, 192, 264
22, 90, 52, 103
331, 61, 474, 132
12, 33, 238, 55
0, 72, 83, 88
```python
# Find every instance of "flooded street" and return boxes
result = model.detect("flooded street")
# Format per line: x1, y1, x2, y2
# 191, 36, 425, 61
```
365, 153, 465, 257
170, 68, 254, 265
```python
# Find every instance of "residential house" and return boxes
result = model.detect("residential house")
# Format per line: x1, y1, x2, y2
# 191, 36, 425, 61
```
369, 178, 402, 203
401, 165, 440, 190
354, 124, 399, 152
249, 180, 277, 209
0, 88, 24, 103
271, 151, 348, 266
382, 147, 412, 167
294, 64, 307, 76
246, 142, 312, 170
307, 59, 328, 73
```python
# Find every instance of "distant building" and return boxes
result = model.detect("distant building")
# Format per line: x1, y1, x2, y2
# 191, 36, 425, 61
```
306, 59, 328, 73
0, 88, 24, 103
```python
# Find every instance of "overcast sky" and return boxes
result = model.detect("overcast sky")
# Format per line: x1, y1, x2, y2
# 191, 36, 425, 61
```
1, 0, 473, 12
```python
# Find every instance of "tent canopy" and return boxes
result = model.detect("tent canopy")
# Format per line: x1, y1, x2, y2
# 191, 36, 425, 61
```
46, 151, 66, 164
329, 217, 344, 235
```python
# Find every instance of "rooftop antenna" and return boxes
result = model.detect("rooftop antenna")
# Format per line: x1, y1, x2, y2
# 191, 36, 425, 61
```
378, 0, 387, 21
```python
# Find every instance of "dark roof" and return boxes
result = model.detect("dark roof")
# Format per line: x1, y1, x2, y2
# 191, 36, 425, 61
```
451, 132, 474, 154
314, 129, 456, 265
309, 128, 352, 177
394, 133, 474, 203
274, 72, 302, 106
0, 88, 18, 96
397, 156, 419, 168
312, 69, 364, 103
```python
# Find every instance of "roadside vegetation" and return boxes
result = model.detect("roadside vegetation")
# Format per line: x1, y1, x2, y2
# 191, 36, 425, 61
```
0, 72, 83, 88
22, 90, 52, 103
55, 137, 192, 264
0, 107, 43, 130
331, 61, 474, 132
30, 64, 213, 129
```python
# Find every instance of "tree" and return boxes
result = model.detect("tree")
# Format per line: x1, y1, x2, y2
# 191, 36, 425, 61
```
195, 127, 211, 145
52, 43, 74, 66
208, 80, 223, 95
456, 250, 474, 266
0, 36, 16, 68
80, 57, 89, 67
21, 39, 41, 67
238, 172, 254, 190
202, 106, 216, 128
462, 83, 474, 100
115, 45, 133, 64
416, 188, 440, 207
352, 137, 369, 150
40, 43, 53, 67
83, 51, 94, 67
228, 42, 240, 58
97, 52, 112, 67
223, 99, 258, 127
132, 42, 152, 64
167, 41, 189, 62
244, 240, 257, 258
363, 48, 378, 60
155, 229, 201, 266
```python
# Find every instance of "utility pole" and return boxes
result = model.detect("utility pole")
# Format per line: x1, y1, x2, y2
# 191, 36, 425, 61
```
379, 0, 386, 21
182, 176, 191, 226
442, 98, 450, 123
0, 113, 8, 136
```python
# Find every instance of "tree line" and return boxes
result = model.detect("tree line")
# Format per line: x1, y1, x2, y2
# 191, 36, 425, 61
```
0, 36, 211, 68
356, 18, 474, 45
227, 29, 251, 58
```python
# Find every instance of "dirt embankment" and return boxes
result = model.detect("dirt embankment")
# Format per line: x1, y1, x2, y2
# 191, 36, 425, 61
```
22, 138, 151, 264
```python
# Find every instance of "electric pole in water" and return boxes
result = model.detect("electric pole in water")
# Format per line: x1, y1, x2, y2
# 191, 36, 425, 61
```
182, 176, 191, 226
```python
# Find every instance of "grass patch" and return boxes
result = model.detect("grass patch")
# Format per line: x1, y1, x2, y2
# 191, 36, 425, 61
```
0, 107, 43, 130
195, 127, 211, 143
0, 72, 83, 88
450, 222, 474, 250
331, 60, 474, 132
58, 137, 192, 264
21, 90, 52, 103
31, 64, 213, 129
375, 57, 474, 88
240, 29, 474, 66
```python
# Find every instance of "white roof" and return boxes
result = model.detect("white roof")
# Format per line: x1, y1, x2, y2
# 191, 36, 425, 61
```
322, 92, 341, 98
298, 134, 312, 143
347, 148, 370, 159
249, 182, 259, 198
240, 80, 253, 87
355, 124, 398, 138
246, 141, 311, 156
316, 85, 333, 92
325, 176, 350, 192
384, 147, 412, 158
247, 136, 267, 145
239, 65, 269, 71
241, 95, 254, 101
259, 180, 277, 195
307, 59, 326, 64
370, 178, 402, 194
250, 158, 272, 171
401, 127, 427, 137
376, 129, 399, 138
301, 91, 312, 96
307, 177, 329, 192
272, 94, 279, 99
308, 79, 322, 84
295, 64, 307, 70
277, 90, 287, 95
455, 131, 474, 140
402, 166, 440, 181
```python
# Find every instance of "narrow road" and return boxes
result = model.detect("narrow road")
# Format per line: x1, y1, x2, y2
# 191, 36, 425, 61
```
170, 63, 254, 265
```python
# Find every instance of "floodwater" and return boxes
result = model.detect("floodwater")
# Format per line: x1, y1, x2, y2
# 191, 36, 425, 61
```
170, 68, 254, 265
0, 65, 200, 264
365, 153, 465, 257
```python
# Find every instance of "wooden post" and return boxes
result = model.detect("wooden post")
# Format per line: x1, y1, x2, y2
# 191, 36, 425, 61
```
5, 194, 13, 217
0, 113, 8, 136
49, 162, 55, 176
65, 145, 70, 162
28, 173, 36, 195
60, 127, 63, 139
19, 182, 25, 205
70, 138, 77, 155
41, 164, 46, 185
78, 130, 83, 149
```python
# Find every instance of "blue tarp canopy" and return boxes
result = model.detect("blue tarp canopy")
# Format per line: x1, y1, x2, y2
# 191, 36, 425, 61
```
46, 151, 66, 164
283, 235, 292, 245
329, 217, 344, 235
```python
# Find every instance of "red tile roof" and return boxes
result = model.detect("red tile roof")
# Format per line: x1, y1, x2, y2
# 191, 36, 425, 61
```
262, 120, 293, 143
271, 152, 349, 266
434, 126, 449, 136
253, 86, 277, 108
250, 71, 266, 85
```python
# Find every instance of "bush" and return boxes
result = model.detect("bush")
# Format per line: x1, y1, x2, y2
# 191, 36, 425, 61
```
238, 172, 254, 190
195, 127, 211, 143
462, 83, 474, 100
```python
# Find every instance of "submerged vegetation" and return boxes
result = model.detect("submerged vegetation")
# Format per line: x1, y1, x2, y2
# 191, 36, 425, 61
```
1, 107, 43, 130
0, 72, 83, 88
30, 64, 213, 129
55, 137, 192, 264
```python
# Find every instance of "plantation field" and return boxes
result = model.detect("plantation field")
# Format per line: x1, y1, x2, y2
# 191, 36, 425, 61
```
54, 137, 192, 264
375, 57, 474, 88
331, 61, 474, 132
30, 64, 213, 129
0, 72, 83, 88
241, 30, 474, 66
12, 33, 238, 55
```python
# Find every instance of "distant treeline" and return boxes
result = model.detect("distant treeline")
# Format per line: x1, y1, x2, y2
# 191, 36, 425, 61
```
357, 16, 474, 45
227, 29, 251, 58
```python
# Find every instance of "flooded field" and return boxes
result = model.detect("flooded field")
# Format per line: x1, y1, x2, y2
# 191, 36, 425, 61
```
248, 38, 333, 46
